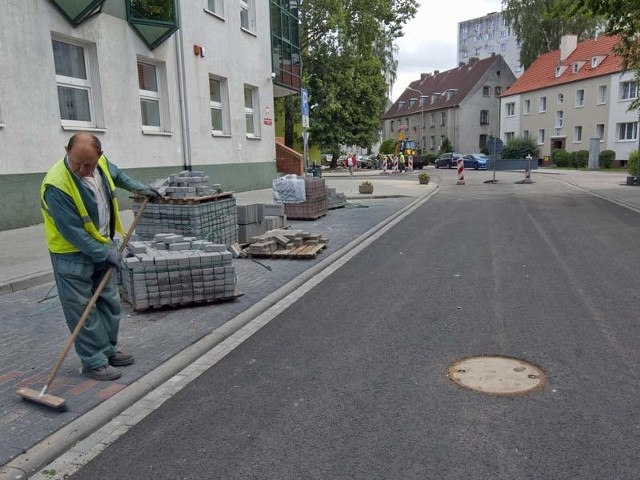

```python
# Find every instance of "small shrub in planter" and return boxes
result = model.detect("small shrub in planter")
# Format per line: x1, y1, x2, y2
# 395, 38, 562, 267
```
418, 172, 430, 184
628, 150, 639, 176
599, 150, 615, 169
358, 180, 374, 194
552, 149, 571, 167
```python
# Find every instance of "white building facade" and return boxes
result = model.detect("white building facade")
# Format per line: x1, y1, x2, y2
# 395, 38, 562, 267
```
0, 0, 283, 230
458, 11, 523, 78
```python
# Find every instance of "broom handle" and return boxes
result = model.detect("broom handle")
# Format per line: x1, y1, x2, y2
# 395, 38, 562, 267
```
41, 196, 151, 395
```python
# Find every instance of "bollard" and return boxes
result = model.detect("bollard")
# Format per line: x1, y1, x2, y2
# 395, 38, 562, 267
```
408, 155, 414, 171
392, 156, 399, 173
457, 157, 465, 185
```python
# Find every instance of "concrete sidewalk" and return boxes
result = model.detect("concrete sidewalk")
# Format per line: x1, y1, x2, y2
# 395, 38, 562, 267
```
2, 167, 640, 479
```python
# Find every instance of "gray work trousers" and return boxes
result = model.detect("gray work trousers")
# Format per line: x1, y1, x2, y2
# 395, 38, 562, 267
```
51, 252, 120, 370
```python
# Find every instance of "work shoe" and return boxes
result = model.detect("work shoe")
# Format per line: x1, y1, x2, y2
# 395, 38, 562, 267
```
108, 351, 135, 367
83, 364, 121, 381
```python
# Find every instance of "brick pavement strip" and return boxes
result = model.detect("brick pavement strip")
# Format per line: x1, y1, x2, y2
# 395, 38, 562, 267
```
0, 196, 419, 478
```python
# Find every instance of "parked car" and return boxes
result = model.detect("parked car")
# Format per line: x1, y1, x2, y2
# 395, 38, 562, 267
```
463, 153, 489, 170
435, 152, 464, 169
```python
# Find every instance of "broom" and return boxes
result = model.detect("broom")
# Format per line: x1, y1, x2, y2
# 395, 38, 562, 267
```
17, 196, 150, 410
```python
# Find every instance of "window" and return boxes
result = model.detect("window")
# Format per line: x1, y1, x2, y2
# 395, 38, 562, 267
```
487, 45, 494, 53
617, 122, 637, 141
462, 26, 468, 35
500, 30, 508, 37
495, 86, 502, 96
597, 85, 608, 104
137, 61, 164, 130
555, 66, 567, 78
523, 129, 530, 139
462, 50, 468, 58
430, 136, 435, 150
523, 99, 530, 115
240, 0, 256, 33
479, 134, 488, 149
483, 86, 491, 97
480, 110, 489, 125
409, 99, 416, 108
557, 93, 564, 104
539, 96, 547, 113
475, 34, 483, 42
488, 32, 495, 40
52, 38, 100, 127
537, 129, 545, 145
575, 89, 585, 107
390, 120, 394, 132
621, 81, 638, 100
506, 102, 515, 116
440, 112, 446, 126
475, 48, 481, 56
206, 0, 224, 16
244, 85, 260, 137
397, 101, 404, 110
595, 123, 605, 141
440, 135, 445, 146
500, 43, 506, 51
430, 114, 435, 127
556, 110, 563, 128
574, 126, 582, 142
572, 63, 580, 73
209, 76, 229, 134
505, 132, 515, 142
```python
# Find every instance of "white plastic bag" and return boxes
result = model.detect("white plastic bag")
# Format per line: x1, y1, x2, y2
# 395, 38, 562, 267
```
272, 174, 306, 203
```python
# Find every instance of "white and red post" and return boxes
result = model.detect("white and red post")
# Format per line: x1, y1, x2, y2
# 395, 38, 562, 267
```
457, 157, 465, 185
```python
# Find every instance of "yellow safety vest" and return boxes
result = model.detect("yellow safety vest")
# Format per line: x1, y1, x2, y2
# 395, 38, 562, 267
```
41, 156, 124, 253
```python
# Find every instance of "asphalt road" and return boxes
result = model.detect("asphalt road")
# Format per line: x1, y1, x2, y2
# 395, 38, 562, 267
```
70, 174, 640, 479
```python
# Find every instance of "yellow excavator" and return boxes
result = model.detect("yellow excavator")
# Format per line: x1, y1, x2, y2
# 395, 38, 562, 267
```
393, 132, 417, 157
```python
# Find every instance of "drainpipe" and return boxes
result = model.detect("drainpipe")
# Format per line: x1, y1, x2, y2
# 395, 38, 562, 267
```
174, 0, 192, 171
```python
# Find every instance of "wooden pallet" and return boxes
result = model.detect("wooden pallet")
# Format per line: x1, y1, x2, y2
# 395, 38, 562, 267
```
269, 243, 327, 259
285, 212, 327, 221
122, 290, 244, 311
134, 192, 235, 205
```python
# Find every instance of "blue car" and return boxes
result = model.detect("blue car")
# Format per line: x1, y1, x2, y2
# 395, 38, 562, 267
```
463, 154, 489, 170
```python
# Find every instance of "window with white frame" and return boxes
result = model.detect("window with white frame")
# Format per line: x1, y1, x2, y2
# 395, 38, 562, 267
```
597, 85, 608, 104
430, 114, 435, 127
595, 123, 605, 141
440, 112, 446, 126
539, 96, 547, 113
523, 129, 530, 138
523, 99, 530, 115
440, 135, 445, 146
495, 86, 502, 96
575, 89, 585, 107
52, 38, 100, 127
137, 61, 162, 130
475, 47, 481, 56
574, 126, 582, 142
505, 131, 515, 142
537, 129, 545, 145
240, 0, 256, 33
617, 122, 637, 141
430, 136, 435, 150
621, 81, 638, 100
483, 86, 491, 97
244, 85, 260, 137
506, 102, 515, 116
209, 76, 230, 134
480, 110, 489, 125
556, 110, 563, 128
206, 0, 224, 17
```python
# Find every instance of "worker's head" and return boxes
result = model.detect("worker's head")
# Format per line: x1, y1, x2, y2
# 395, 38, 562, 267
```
65, 132, 103, 177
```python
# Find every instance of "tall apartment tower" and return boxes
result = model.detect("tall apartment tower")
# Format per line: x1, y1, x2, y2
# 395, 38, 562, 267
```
458, 11, 523, 77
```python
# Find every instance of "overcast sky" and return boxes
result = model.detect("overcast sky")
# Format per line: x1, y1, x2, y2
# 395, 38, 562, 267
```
391, 0, 504, 101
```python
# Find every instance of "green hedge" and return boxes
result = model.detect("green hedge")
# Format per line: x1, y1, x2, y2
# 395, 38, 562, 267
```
628, 150, 639, 176
552, 149, 571, 167
599, 150, 615, 169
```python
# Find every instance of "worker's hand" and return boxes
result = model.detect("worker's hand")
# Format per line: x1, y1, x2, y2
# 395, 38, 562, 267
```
142, 187, 162, 198
105, 247, 123, 271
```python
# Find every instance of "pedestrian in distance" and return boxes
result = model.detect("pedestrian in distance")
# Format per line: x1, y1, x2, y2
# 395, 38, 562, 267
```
399, 152, 406, 173
41, 132, 161, 381
346, 153, 355, 178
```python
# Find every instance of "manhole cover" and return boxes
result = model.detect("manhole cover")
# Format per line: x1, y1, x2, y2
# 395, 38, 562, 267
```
448, 356, 546, 396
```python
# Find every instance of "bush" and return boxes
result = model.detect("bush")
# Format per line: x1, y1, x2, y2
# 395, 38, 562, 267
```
439, 137, 454, 154
424, 152, 438, 163
572, 150, 589, 168
599, 150, 615, 169
628, 150, 639, 176
501, 135, 539, 159
552, 149, 571, 167
380, 139, 395, 155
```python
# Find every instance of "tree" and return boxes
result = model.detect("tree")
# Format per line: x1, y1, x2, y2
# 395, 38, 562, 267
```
502, 0, 598, 69
379, 138, 395, 155
294, 0, 418, 164
439, 138, 453, 154
568, 0, 640, 110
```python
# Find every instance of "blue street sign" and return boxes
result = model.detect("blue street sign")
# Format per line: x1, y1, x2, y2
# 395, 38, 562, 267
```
301, 88, 309, 116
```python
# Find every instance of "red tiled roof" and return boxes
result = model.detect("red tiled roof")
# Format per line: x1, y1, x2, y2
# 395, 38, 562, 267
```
384, 55, 508, 120
503, 35, 623, 97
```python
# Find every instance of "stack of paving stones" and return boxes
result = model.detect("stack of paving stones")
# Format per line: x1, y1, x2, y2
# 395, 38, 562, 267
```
326, 186, 347, 209
133, 171, 237, 246
244, 229, 329, 258
120, 233, 236, 311
283, 177, 328, 220
237, 203, 287, 244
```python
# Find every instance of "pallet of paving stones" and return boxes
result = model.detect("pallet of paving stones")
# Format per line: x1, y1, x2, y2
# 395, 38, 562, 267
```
150, 191, 235, 205
326, 186, 347, 210
284, 198, 328, 220
120, 233, 239, 311
243, 229, 329, 259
